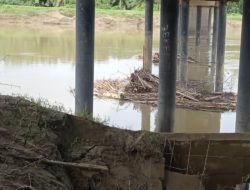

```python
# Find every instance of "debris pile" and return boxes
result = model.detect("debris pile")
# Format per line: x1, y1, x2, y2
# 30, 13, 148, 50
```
94, 70, 237, 111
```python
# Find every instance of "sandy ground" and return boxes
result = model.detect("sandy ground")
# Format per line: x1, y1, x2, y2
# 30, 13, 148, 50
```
0, 11, 158, 32
0, 11, 242, 33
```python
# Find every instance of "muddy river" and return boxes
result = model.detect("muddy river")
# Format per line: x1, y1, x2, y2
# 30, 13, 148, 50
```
0, 26, 240, 133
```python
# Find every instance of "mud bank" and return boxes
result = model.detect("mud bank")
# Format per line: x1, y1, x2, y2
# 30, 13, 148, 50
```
0, 11, 156, 32
0, 10, 241, 32
1, 95, 250, 190
0, 95, 166, 190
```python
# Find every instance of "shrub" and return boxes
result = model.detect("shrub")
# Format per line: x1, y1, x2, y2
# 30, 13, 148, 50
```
227, 0, 243, 14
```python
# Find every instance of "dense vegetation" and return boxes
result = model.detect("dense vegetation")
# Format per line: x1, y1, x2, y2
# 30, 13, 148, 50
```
0, 0, 73, 6
0, 0, 244, 14
227, 0, 243, 14
0, 0, 146, 9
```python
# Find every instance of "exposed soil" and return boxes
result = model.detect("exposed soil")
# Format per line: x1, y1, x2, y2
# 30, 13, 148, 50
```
0, 11, 75, 31
1, 95, 250, 190
0, 11, 158, 32
0, 95, 166, 190
0, 10, 241, 32
94, 70, 237, 112
0, 95, 73, 189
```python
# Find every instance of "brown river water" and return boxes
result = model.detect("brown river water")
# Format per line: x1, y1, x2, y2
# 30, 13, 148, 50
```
0, 26, 241, 133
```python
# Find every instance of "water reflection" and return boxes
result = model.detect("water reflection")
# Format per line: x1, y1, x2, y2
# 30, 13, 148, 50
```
95, 99, 236, 133
140, 104, 151, 131
175, 109, 221, 133
0, 26, 241, 133
0, 27, 149, 64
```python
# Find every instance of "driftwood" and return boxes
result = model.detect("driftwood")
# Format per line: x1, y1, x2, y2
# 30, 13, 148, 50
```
204, 95, 221, 101
43, 159, 108, 172
136, 73, 153, 90
94, 70, 237, 112
8, 154, 109, 172
176, 91, 199, 102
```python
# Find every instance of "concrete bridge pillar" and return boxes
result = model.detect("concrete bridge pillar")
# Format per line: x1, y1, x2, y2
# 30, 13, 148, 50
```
236, 0, 250, 133
207, 7, 212, 43
180, 0, 190, 83
212, 6, 219, 63
215, 1, 227, 92
75, 0, 95, 116
143, 0, 154, 73
177, 3, 182, 61
195, 6, 202, 63
158, 0, 179, 132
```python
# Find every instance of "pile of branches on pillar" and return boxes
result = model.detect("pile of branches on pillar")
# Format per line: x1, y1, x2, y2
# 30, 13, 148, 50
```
94, 69, 236, 112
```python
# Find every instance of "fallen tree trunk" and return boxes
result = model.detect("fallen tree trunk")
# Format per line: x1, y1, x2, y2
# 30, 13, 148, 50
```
7, 154, 109, 172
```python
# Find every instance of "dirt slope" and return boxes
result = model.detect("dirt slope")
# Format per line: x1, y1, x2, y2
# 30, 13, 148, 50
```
0, 95, 166, 190
0, 10, 241, 33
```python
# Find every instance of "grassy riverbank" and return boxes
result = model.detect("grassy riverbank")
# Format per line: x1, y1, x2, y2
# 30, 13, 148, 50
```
0, 4, 242, 20
0, 4, 156, 18
227, 13, 242, 20
0, 4, 242, 33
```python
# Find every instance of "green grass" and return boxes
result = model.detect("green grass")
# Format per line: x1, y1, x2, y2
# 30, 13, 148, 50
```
96, 8, 159, 18
227, 13, 242, 21
0, 4, 242, 20
0, 4, 59, 16
0, 4, 158, 18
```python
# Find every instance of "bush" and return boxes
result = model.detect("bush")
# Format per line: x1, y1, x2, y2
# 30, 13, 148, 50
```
0, 0, 36, 6
227, 0, 243, 14
0, 0, 75, 6
0, 0, 242, 13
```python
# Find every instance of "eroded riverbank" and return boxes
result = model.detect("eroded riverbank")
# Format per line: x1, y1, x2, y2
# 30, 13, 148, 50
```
1, 95, 250, 190
0, 95, 166, 189
0, 8, 242, 33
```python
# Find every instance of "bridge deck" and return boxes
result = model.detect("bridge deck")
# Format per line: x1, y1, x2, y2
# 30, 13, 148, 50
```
185, 0, 240, 7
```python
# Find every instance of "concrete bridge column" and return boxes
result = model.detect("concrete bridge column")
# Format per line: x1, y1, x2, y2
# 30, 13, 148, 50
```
236, 0, 250, 133
158, 0, 179, 132
195, 6, 202, 63
179, 0, 189, 83
215, 1, 227, 92
207, 7, 212, 43
212, 6, 219, 63
177, 2, 182, 61
143, 0, 153, 73
75, 0, 95, 115
177, 0, 182, 64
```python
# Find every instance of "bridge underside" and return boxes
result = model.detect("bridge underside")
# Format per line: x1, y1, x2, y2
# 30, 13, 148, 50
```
188, 0, 239, 7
